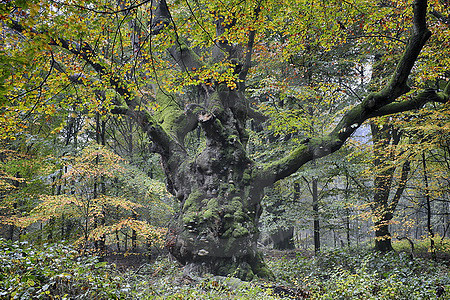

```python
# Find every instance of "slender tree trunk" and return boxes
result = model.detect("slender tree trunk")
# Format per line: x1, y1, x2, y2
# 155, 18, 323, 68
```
99, 118, 107, 253
422, 152, 436, 260
116, 230, 121, 252
132, 212, 137, 252
345, 175, 351, 247
370, 122, 410, 252
93, 112, 107, 253
345, 211, 351, 247
8, 202, 16, 241
312, 178, 320, 254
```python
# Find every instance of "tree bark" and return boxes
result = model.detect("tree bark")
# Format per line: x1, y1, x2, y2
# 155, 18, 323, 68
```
422, 151, 436, 260
271, 227, 295, 250
374, 216, 393, 252
312, 178, 320, 254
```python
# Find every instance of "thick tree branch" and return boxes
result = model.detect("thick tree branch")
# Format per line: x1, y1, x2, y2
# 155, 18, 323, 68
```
254, 0, 441, 187
49, 38, 134, 100
368, 88, 449, 117
247, 106, 269, 123
9, 20, 133, 101
168, 43, 204, 72
8, 19, 178, 157
238, 5, 261, 84
430, 10, 450, 27
210, 14, 237, 62
152, 0, 203, 72
362, 0, 431, 111
151, 0, 170, 34
48, 39, 175, 151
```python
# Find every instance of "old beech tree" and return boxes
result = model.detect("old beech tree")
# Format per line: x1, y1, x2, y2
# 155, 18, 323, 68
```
3, 0, 449, 279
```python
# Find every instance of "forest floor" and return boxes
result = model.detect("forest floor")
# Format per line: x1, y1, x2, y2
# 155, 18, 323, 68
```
1, 238, 450, 299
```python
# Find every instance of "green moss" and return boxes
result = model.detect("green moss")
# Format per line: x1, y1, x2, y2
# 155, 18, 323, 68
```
230, 197, 243, 208
183, 190, 204, 211
262, 144, 308, 176
223, 228, 233, 237
154, 91, 186, 139
229, 197, 247, 221
253, 263, 275, 280
202, 198, 219, 220
228, 184, 236, 194
233, 264, 255, 281
232, 224, 249, 238
216, 260, 255, 281
206, 198, 218, 209
209, 91, 224, 115
182, 215, 195, 224
242, 170, 252, 183
179, 43, 203, 67
182, 190, 204, 224
234, 211, 245, 222
202, 209, 215, 220
216, 82, 228, 92
252, 252, 275, 280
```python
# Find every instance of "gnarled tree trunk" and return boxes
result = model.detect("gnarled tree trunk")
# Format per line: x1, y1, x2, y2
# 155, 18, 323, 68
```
161, 89, 273, 279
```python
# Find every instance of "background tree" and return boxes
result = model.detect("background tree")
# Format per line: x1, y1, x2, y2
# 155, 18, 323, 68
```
367, 119, 411, 252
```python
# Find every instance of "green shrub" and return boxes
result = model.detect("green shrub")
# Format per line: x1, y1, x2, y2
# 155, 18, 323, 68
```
0, 239, 127, 299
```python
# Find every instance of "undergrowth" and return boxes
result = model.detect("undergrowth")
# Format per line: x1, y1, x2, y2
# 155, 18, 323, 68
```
268, 241, 450, 300
0, 238, 449, 299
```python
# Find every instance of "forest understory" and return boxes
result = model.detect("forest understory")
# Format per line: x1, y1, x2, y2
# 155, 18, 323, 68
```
1, 238, 449, 299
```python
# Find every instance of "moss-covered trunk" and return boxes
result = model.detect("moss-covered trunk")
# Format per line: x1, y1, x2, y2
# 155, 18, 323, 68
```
166, 159, 272, 279
163, 127, 272, 280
